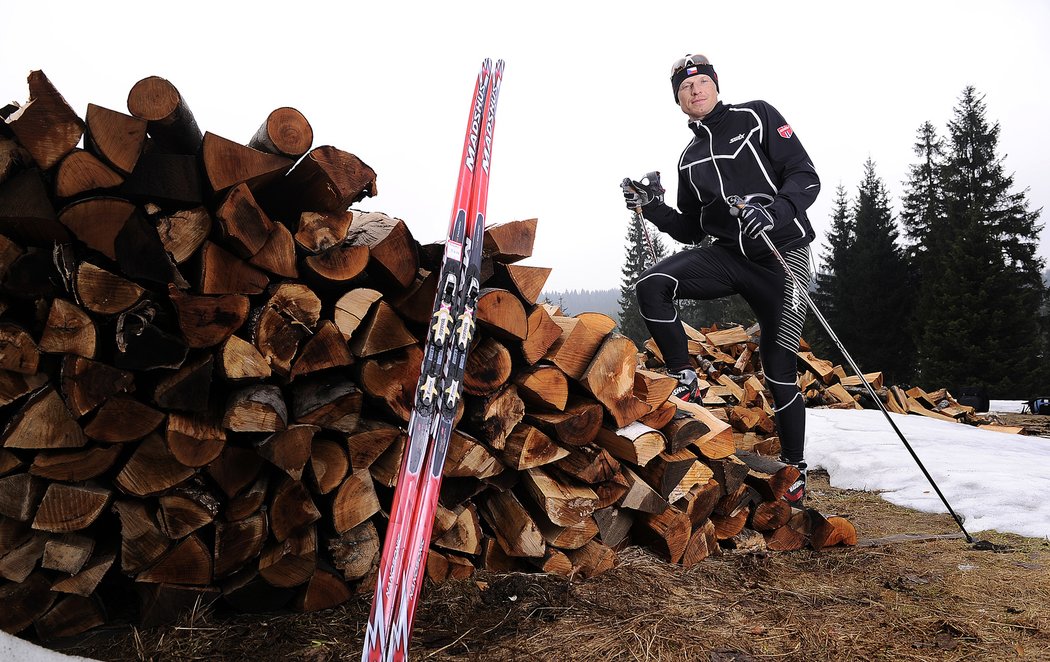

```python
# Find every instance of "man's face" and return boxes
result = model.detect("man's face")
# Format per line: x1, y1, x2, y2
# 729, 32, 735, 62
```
677, 74, 718, 120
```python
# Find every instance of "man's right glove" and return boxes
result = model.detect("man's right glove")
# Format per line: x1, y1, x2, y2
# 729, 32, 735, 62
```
621, 173, 665, 209
735, 202, 776, 239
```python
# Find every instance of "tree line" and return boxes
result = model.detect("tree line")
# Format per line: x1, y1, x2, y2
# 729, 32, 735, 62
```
618, 86, 1048, 399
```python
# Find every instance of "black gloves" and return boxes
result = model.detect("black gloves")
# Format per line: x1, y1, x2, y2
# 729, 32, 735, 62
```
621, 173, 665, 209
734, 202, 775, 239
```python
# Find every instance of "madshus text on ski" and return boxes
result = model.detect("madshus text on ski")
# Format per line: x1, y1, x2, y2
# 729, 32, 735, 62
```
362, 57, 505, 662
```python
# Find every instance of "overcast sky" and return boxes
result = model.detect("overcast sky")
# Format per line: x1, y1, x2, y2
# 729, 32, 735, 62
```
3, 0, 1048, 292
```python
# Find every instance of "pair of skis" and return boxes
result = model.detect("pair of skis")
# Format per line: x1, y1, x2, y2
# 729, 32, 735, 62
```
362, 58, 504, 662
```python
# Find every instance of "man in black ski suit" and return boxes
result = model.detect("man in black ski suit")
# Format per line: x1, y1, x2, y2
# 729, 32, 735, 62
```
622, 53, 819, 504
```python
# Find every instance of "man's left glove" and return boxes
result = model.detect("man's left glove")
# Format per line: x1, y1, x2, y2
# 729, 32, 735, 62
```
621, 173, 665, 209
734, 202, 775, 239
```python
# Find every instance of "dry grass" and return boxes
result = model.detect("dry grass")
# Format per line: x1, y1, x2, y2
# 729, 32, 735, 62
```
58, 465, 1050, 662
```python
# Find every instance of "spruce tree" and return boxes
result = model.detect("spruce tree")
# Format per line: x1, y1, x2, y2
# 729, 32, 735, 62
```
617, 213, 667, 344
900, 121, 946, 273
917, 87, 1046, 396
843, 159, 913, 382
808, 184, 852, 359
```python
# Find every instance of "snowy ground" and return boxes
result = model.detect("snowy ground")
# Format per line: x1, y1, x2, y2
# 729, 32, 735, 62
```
5, 402, 1048, 660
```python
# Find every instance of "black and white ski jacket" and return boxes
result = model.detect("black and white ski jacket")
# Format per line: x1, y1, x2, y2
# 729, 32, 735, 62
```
642, 100, 820, 258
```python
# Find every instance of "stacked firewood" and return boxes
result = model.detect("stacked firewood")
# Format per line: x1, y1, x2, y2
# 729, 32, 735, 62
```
0, 71, 854, 641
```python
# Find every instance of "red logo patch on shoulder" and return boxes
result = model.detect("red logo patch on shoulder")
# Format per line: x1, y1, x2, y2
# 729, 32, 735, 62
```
777, 124, 793, 139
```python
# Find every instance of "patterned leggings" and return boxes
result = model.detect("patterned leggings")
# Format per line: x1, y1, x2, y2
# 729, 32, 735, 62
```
635, 243, 812, 462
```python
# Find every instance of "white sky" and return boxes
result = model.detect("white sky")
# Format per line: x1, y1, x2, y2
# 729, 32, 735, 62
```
3, 0, 1048, 291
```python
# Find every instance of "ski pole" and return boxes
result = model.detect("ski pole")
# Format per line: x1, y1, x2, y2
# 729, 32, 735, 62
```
727, 195, 975, 544
626, 172, 662, 267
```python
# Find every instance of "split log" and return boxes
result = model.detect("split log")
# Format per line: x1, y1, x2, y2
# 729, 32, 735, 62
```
513, 364, 568, 411
224, 384, 288, 432
202, 132, 293, 193
483, 219, 537, 263
346, 420, 400, 470
249, 222, 298, 278
220, 335, 272, 381
84, 103, 145, 176
35, 594, 106, 640
3, 386, 87, 449
29, 445, 121, 482
670, 396, 735, 460
58, 196, 134, 264
0, 474, 45, 521
267, 146, 376, 217
51, 552, 115, 597
207, 446, 265, 499
522, 467, 599, 527
634, 370, 678, 409
158, 487, 219, 539
545, 313, 615, 381
476, 288, 528, 341
634, 506, 691, 563
0, 573, 56, 634
249, 107, 313, 158
764, 509, 812, 551
83, 396, 164, 442
332, 470, 380, 535
358, 345, 422, 422
75, 262, 144, 315
8, 70, 85, 170
290, 321, 354, 380
40, 298, 97, 358
216, 183, 276, 257
498, 423, 568, 470
112, 500, 170, 574
564, 539, 616, 578
467, 384, 524, 449
259, 525, 317, 588
344, 211, 416, 288
270, 478, 321, 542
327, 521, 379, 581
593, 506, 635, 548
156, 207, 211, 263
200, 241, 269, 295
521, 304, 563, 365
55, 149, 123, 198
333, 289, 383, 340
674, 479, 722, 527
307, 437, 350, 495
463, 336, 513, 396
443, 430, 503, 479
810, 511, 858, 550
735, 450, 801, 501
166, 412, 226, 468
479, 489, 545, 558
580, 334, 652, 427
636, 449, 713, 502
594, 422, 665, 467
256, 425, 318, 481
293, 565, 352, 612
619, 467, 669, 515
115, 433, 195, 497
555, 445, 620, 484
750, 499, 792, 532
348, 301, 415, 358
681, 519, 720, 567
491, 263, 550, 304
121, 152, 203, 207
433, 504, 483, 555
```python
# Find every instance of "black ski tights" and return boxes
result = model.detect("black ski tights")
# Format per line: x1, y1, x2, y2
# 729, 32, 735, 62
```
636, 243, 811, 463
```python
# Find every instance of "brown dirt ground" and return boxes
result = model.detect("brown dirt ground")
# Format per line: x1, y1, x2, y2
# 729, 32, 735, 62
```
54, 414, 1050, 662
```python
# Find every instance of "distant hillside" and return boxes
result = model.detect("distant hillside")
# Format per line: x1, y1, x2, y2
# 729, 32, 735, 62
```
540, 288, 620, 323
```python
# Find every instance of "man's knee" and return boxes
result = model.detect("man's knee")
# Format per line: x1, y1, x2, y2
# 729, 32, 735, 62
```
635, 272, 678, 306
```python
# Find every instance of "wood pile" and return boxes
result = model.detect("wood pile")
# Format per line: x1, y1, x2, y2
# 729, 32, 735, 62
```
0, 70, 854, 642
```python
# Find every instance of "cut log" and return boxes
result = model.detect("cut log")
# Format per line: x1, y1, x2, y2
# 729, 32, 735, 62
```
735, 450, 801, 501
750, 499, 792, 532
525, 398, 603, 447
224, 384, 288, 432
307, 437, 350, 495
810, 511, 858, 550
464, 336, 513, 396
443, 430, 503, 479
267, 146, 376, 217
634, 506, 691, 563
202, 131, 292, 193
121, 152, 203, 206
154, 353, 214, 413
521, 304, 563, 365
0, 323, 39, 375
3, 386, 87, 449
137, 534, 212, 585
0, 473, 45, 521
346, 420, 400, 470
58, 196, 135, 264
220, 335, 272, 381
166, 412, 226, 468
39, 298, 97, 358
249, 107, 313, 158
55, 149, 123, 198
564, 539, 616, 578
256, 425, 318, 481
85, 103, 146, 175
51, 552, 115, 597
483, 219, 536, 263
327, 521, 379, 581
156, 207, 211, 263
0, 573, 56, 634
75, 262, 144, 315
345, 211, 416, 288
348, 301, 415, 358
476, 288, 528, 341
467, 384, 525, 450
8, 70, 85, 169
295, 209, 353, 254
358, 344, 422, 423
291, 376, 362, 433
61, 356, 134, 418
207, 446, 265, 500
619, 467, 669, 515
252, 307, 306, 378
674, 479, 722, 527
521, 467, 599, 526
490, 262, 550, 304
433, 504, 483, 555
706, 455, 750, 499
634, 369, 678, 409
115, 433, 195, 497
259, 525, 317, 588
479, 489, 545, 558
112, 500, 170, 574
35, 595, 106, 640
513, 364, 568, 412
660, 413, 710, 454
216, 183, 276, 257
333, 288, 383, 340
158, 486, 219, 539
127, 75, 202, 153
29, 445, 121, 482
290, 320, 354, 381
637, 449, 713, 502
270, 478, 321, 542
83, 396, 164, 442
332, 470, 380, 535
593, 506, 635, 548
554, 445, 620, 484
681, 519, 720, 567
249, 221, 298, 278
544, 313, 616, 381
498, 423, 568, 470
670, 396, 735, 460
580, 334, 652, 427
594, 422, 665, 467
31, 484, 111, 532
764, 509, 812, 551
711, 507, 749, 541
200, 241, 269, 295
226, 474, 269, 522
0, 529, 47, 582
293, 565, 352, 612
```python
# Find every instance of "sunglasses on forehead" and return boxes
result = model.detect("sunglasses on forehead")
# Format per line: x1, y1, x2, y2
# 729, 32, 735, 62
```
671, 54, 709, 76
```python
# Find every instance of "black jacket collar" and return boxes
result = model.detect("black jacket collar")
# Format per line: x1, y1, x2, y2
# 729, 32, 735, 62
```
688, 101, 728, 133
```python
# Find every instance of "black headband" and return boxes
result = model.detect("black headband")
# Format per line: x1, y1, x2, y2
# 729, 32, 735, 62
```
672, 63, 718, 103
